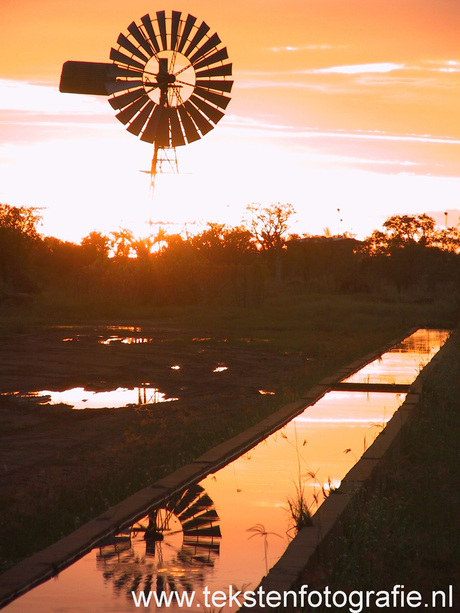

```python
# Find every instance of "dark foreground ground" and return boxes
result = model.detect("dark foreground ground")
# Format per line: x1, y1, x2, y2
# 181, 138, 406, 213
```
0, 323, 304, 486
0, 323, 308, 570
0, 293, 457, 577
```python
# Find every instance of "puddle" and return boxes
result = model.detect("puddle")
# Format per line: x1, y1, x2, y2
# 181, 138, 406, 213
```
7, 387, 178, 409
58, 325, 150, 345
3, 329, 449, 612
98, 336, 154, 345
213, 365, 228, 373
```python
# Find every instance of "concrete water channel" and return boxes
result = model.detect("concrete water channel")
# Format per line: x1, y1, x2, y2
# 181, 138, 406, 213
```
1, 329, 450, 612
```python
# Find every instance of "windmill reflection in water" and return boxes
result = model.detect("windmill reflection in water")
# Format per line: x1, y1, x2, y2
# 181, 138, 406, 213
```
96, 484, 221, 598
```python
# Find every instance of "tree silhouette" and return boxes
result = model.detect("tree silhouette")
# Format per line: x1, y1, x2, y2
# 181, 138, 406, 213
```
381, 214, 435, 248
190, 223, 255, 264
81, 231, 110, 262
0, 203, 42, 239
244, 203, 295, 252
0, 204, 43, 291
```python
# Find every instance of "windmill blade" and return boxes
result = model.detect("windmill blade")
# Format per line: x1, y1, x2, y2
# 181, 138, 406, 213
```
168, 484, 205, 515
140, 105, 163, 143
190, 94, 224, 124
109, 87, 147, 110
110, 48, 145, 71
183, 538, 220, 551
168, 108, 186, 147
127, 21, 155, 57
115, 96, 148, 124
193, 47, 229, 70
193, 87, 231, 110
183, 22, 210, 57
181, 510, 219, 530
178, 494, 214, 521
177, 14, 197, 53
195, 63, 232, 78
117, 33, 149, 63
183, 525, 222, 538
127, 100, 155, 136
189, 509, 220, 523
181, 515, 215, 530
183, 100, 214, 135
189, 33, 221, 65
178, 105, 201, 143
141, 14, 161, 54
171, 11, 182, 50
195, 79, 233, 93
59, 61, 115, 95
156, 11, 167, 50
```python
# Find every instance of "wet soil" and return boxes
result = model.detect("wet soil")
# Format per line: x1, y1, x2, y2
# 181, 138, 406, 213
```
0, 324, 306, 541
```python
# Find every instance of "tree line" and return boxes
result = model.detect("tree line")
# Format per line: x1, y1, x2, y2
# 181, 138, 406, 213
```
1, 202, 459, 308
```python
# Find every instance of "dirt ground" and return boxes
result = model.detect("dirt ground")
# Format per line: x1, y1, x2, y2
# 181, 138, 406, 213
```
0, 324, 306, 511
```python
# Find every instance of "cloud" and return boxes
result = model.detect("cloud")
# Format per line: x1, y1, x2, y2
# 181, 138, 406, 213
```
269, 44, 345, 52
427, 59, 460, 73
225, 113, 460, 145
236, 63, 406, 89
0, 79, 116, 146
310, 63, 404, 75
0, 79, 108, 114
219, 115, 460, 178
223, 115, 460, 156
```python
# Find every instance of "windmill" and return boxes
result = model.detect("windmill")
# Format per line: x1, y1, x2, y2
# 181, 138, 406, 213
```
96, 484, 221, 597
60, 10, 233, 189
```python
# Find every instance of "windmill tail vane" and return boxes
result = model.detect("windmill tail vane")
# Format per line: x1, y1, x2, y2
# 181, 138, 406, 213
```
60, 10, 233, 189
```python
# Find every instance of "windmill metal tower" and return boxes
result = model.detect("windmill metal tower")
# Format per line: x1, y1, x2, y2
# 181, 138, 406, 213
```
60, 10, 233, 188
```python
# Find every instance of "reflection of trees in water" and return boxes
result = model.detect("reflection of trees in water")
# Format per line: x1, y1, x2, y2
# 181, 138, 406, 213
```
96, 484, 221, 599
393, 330, 448, 354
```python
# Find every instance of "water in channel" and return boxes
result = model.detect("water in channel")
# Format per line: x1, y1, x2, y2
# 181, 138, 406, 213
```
3, 329, 449, 612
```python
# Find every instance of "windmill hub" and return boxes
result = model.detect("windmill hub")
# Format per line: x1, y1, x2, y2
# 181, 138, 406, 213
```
142, 51, 195, 106
155, 69, 175, 88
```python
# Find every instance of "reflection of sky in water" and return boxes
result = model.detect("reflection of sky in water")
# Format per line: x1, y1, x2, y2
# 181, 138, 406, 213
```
343, 329, 450, 385
98, 336, 154, 345
3, 329, 449, 613
194, 390, 406, 603
5, 391, 405, 613
30, 387, 178, 409
60, 326, 148, 345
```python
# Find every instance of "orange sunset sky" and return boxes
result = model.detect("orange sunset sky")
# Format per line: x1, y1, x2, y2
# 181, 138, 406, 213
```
1, 0, 460, 241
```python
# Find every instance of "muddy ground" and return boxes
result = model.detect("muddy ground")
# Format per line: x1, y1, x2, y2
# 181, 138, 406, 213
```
0, 324, 306, 530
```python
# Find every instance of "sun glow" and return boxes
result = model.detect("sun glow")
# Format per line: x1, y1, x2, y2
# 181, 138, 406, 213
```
1, 1, 460, 242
